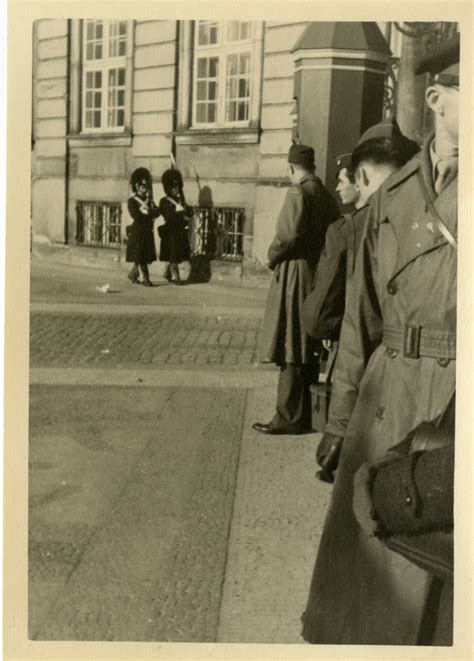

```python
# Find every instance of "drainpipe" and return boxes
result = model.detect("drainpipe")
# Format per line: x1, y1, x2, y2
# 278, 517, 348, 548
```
64, 19, 71, 245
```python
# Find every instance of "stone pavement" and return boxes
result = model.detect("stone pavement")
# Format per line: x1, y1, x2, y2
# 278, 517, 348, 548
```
29, 257, 330, 645
30, 311, 261, 368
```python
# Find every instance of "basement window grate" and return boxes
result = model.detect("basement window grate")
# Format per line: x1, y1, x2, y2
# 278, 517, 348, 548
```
76, 201, 122, 248
189, 206, 245, 262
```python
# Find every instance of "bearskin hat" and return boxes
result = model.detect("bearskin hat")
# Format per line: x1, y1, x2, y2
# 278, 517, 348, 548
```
161, 168, 183, 194
130, 167, 152, 192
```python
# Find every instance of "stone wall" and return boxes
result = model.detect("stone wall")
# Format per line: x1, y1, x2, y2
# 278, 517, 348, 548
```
252, 21, 307, 264
31, 19, 68, 243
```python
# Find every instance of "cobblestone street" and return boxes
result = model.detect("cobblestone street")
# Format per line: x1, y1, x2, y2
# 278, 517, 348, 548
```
30, 312, 261, 368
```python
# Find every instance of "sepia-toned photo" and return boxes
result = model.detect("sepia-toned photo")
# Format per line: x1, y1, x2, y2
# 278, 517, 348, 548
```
4, 4, 472, 657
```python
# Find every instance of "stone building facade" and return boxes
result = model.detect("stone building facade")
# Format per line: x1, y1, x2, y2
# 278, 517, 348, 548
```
30, 20, 456, 273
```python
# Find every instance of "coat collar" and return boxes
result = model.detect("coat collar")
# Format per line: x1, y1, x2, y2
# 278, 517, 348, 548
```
384, 134, 457, 281
298, 173, 319, 186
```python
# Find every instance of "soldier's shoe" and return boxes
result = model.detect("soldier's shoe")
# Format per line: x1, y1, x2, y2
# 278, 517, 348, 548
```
252, 422, 308, 435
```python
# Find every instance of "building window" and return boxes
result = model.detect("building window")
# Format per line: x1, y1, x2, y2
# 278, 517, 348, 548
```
82, 20, 128, 132
193, 21, 254, 128
76, 201, 122, 247
189, 206, 245, 262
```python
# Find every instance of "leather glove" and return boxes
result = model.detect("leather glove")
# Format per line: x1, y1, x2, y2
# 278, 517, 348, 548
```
315, 432, 343, 483
352, 452, 399, 537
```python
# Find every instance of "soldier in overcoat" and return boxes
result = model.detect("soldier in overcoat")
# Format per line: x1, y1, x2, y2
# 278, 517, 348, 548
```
302, 34, 459, 645
307, 125, 420, 480
253, 144, 339, 434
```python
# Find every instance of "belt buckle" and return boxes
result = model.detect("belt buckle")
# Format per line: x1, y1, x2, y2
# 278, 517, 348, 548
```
403, 325, 422, 359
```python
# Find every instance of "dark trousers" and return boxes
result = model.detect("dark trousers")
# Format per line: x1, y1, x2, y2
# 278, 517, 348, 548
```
128, 263, 149, 281
271, 363, 314, 432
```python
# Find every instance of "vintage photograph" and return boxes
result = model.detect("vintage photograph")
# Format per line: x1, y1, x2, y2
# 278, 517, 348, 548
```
26, 15, 459, 647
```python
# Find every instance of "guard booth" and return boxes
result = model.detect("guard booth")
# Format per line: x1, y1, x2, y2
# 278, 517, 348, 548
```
291, 22, 391, 197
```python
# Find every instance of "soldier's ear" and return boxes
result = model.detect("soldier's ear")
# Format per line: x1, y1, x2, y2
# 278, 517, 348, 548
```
358, 166, 370, 189
426, 85, 444, 116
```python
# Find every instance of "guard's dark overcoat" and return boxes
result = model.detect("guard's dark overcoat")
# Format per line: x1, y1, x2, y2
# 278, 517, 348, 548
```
125, 196, 159, 264
259, 174, 339, 365
302, 136, 457, 645
158, 197, 191, 264
301, 205, 368, 341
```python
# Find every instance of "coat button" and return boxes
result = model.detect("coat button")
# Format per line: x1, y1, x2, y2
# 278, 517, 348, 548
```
387, 282, 398, 295
375, 406, 385, 420
386, 348, 399, 358
437, 357, 451, 367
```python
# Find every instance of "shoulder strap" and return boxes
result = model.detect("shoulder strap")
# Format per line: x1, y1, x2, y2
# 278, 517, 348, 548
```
417, 170, 457, 250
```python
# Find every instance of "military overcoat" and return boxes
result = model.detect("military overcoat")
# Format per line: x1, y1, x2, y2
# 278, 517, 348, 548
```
301, 205, 368, 341
302, 137, 457, 645
259, 174, 339, 366
125, 196, 160, 265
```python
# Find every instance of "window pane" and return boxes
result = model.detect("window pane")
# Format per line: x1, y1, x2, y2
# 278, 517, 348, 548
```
118, 68, 125, 85
227, 54, 238, 76
197, 21, 219, 46
208, 103, 216, 123
209, 25, 218, 44
228, 77, 238, 99
197, 58, 207, 78
227, 101, 237, 122
95, 43, 103, 59
117, 89, 125, 106
241, 22, 251, 40
94, 91, 101, 108
227, 21, 251, 42
196, 80, 206, 101
198, 22, 209, 46
209, 57, 218, 78
86, 21, 94, 39
238, 101, 248, 121
238, 78, 249, 97
119, 21, 127, 35
108, 69, 117, 86
196, 103, 206, 123
117, 109, 124, 126
94, 110, 101, 127
86, 71, 93, 88
118, 40, 126, 56
208, 81, 217, 100
95, 71, 102, 87
86, 43, 93, 60
96, 22, 103, 39
239, 53, 250, 74
85, 90, 92, 108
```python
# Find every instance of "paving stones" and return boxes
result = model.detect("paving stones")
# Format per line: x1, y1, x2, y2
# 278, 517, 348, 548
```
30, 312, 261, 368
29, 386, 246, 642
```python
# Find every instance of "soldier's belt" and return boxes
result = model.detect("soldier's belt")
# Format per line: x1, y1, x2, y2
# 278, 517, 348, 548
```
382, 325, 456, 360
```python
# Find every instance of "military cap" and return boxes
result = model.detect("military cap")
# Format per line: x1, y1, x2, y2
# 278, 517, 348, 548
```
161, 168, 183, 193
415, 32, 460, 87
356, 117, 402, 146
288, 143, 315, 169
335, 152, 352, 173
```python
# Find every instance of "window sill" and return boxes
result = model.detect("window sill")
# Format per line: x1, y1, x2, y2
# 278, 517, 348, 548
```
174, 127, 260, 146
68, 132, 133, 148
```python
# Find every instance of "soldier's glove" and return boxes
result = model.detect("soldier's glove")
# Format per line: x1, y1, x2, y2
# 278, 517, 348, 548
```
352, 452, 400, 538
315, 433, 343, 484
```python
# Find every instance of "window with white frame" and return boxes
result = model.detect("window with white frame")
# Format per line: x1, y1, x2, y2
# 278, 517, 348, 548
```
193, 21, 254, 127
82, 20, 128, 132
